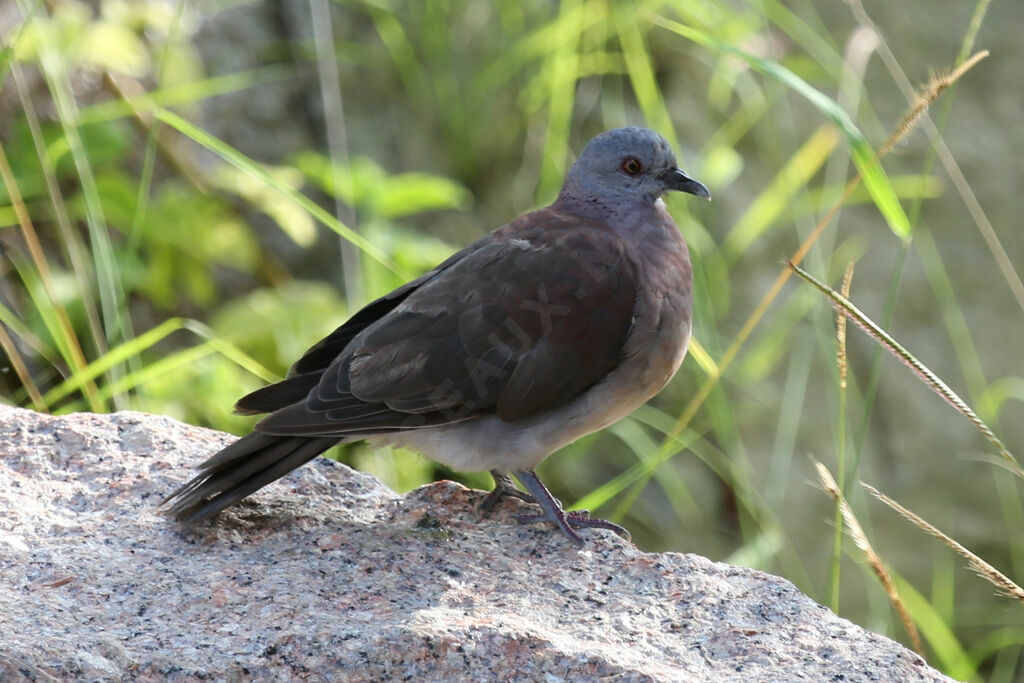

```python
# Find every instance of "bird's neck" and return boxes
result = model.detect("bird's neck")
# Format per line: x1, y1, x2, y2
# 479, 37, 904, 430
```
553, 186, 659, 225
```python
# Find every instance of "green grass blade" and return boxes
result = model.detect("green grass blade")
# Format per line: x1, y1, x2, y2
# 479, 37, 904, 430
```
41, 318, 182, 406
891, 572, 977, 680
536, 0, 582, 201
723, 125, 840, 260
155, 108, 408, 279
43, 317, 278, 407
617, 3, 678, 152
653, 14, 911, 240
78, 65, 297, 126
90, 342, 219, 406
6, 250, 78, 382
21, 0, 133, 406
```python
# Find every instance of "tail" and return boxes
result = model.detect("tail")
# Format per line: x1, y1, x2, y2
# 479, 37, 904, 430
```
163, 432, 341, 522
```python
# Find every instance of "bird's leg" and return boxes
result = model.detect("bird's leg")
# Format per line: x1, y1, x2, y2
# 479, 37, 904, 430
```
479, 470, 535, 512
512, 470, 631, 545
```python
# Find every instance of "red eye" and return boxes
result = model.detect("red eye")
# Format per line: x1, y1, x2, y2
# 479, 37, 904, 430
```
621, 157, 643, 175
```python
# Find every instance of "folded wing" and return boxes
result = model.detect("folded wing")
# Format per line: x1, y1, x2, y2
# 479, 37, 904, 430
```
250, 211, 639, 436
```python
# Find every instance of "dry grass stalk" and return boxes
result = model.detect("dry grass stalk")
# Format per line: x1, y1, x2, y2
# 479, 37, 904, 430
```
863, 483, 1024, 604
813, 461, 924, 654
836, 258, 855, 390
879, 50, 988, 156
789, 261, 1022, 479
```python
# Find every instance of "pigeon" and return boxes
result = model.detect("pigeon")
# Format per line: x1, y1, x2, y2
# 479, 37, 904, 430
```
164, 127, 710, 545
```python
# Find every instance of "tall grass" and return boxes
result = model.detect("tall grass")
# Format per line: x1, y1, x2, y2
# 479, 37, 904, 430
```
2, 0, 1022, 678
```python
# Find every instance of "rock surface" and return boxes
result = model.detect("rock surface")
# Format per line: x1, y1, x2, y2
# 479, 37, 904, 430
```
0, 405, 948, 681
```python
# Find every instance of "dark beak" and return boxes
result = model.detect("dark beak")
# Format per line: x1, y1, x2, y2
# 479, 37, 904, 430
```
661, 167, 711, 201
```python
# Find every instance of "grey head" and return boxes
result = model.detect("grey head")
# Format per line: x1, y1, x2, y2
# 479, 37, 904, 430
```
559, 127, 710, 205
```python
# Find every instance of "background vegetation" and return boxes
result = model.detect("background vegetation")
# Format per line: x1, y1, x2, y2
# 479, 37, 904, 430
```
2, 0, 1022, 678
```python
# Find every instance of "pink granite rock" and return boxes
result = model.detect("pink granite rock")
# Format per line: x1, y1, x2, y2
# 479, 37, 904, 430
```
0, 405, 948, 681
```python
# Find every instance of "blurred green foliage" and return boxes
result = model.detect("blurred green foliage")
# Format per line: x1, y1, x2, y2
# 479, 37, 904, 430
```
2, 0, 1023, 679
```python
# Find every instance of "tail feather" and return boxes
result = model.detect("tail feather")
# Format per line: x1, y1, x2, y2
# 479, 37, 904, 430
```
164, 432, 340, 522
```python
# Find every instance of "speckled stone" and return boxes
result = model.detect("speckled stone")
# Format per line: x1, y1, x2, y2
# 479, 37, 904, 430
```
0, 406, 949, 681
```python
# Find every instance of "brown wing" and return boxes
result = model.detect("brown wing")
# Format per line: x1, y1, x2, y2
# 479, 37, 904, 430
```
253, 210, 638, 435
233, 243, 477, 415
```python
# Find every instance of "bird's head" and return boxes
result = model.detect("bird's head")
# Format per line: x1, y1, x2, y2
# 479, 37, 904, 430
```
561, 127, 710, 205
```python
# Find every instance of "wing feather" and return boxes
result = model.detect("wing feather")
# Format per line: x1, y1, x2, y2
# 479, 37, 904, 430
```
254, 209, 639, 436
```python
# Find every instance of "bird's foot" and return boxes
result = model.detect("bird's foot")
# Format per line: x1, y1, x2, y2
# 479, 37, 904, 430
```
511, 470, 631, 546
514, 508, 632, 544
479, 470, 535, 512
